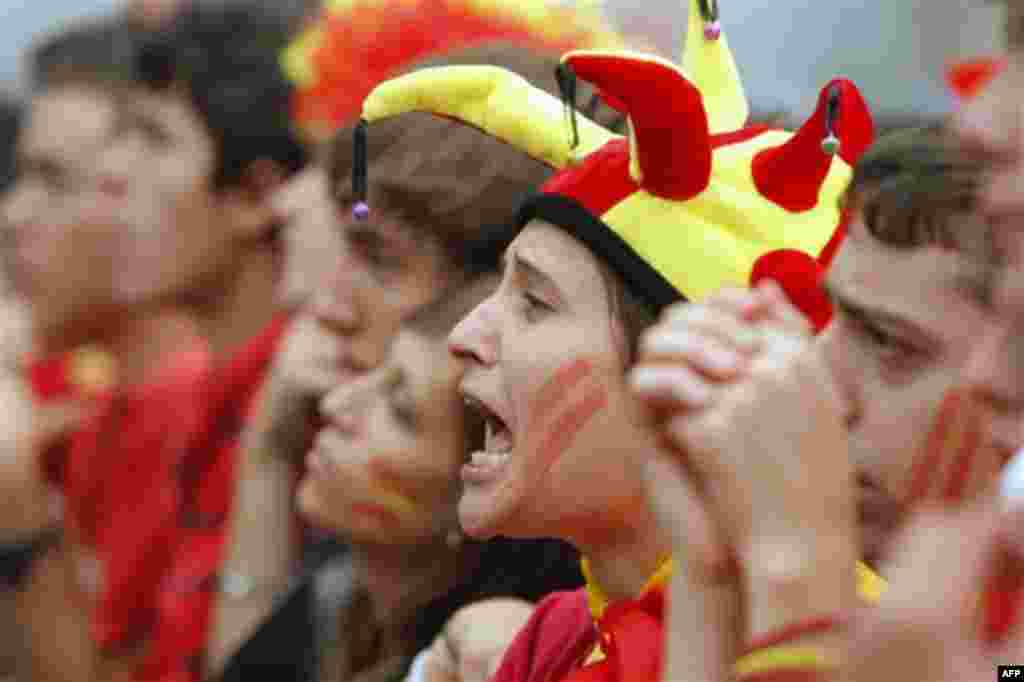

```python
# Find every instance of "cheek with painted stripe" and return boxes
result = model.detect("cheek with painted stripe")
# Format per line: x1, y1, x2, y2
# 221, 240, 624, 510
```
904, 386, 1006, 510
518, 357, 608, 479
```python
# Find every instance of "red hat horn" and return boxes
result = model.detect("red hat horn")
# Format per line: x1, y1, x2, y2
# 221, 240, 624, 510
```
752, 78, 873, 213
565, 53, 713, 200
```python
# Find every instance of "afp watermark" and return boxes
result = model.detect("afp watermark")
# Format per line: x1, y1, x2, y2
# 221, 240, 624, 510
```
1000, 665, 1024, 679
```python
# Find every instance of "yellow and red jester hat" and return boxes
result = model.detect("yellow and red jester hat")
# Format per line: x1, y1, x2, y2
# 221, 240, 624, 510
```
281, 0, 625, 141
355, 0, 875, 329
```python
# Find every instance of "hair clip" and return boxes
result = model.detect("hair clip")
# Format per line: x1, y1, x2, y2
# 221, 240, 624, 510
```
821, 84, 841, 155
352, 119, 369, 220
555, 62, 581, 160
698, 0, 721, 41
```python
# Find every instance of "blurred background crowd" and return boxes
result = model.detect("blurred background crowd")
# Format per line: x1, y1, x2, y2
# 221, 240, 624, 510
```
1, 1, 1023, 682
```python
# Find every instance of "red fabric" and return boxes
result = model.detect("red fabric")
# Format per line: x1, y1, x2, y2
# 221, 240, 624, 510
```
565, 53, 712, 201
540, 139, 639, 220
817, 206, 850, 270
538, 127, 780, 228
982, 554, 1024, 643
562, 589, 665, 682
946, 56, 1008, 101
490, 589, 598, 682
62, 345, 210, 653
752, 79, 873, 213
490, 587, 668, 682
750, 249, 833, 333
27, 352, 77, 402
132, 313, 293, 682
27, 352, 87, 488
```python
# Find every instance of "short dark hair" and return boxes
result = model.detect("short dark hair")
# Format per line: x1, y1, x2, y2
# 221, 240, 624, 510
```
133, 1, 308, 190
328, 42, 624, 280
28, 16, 148, 90
846, 126, 994, 265
0, 96, 21, 192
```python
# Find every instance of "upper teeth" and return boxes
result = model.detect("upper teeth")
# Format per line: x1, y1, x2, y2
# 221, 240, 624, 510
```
471, 451, 509, 468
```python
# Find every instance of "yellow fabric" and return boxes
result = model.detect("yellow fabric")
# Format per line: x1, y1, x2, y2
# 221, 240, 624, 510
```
361, 65, 616, 169
734, 646, 834, 677
579, 559, 885, 667
355, 0, 861, 316
359, 55, 854, 306
856, 561, 886, 604
601, 128, 853, 302
68, 347, 116, 395
681, 0, 747, 133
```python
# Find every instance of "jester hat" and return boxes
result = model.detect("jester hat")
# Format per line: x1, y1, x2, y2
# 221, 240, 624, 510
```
353, 0, 875, 328
281, 0, 625, 140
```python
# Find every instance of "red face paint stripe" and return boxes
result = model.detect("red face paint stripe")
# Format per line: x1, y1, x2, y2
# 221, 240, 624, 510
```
907, 389, 964, 506
943, 401, 983, 504
531, 358, 594, 427
537, 388, 608, 475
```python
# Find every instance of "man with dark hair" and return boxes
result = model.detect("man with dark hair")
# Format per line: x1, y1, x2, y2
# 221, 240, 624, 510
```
0, 97, 19, 194
0, 3, 318, 680
0, 13, 214, 682
633, 125, 1011, 679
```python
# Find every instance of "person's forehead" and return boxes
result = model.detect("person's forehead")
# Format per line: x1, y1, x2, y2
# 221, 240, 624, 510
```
25, 87, 114, 154
831, 226, 990, 332
509, 220, 606, 298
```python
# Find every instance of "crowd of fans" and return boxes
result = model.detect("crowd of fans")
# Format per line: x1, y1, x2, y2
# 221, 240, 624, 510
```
1, 1, 1023, 682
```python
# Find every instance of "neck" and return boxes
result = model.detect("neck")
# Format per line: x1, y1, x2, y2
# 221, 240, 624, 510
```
189, 245, 281, 364
349, 538, 471, 628
577, 515, 670, 603
103, 308, 197, 387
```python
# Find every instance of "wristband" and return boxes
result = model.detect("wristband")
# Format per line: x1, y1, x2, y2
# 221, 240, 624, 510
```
734, 646, 834, 678
0, 526, 62, 591
742, 614, 846, 656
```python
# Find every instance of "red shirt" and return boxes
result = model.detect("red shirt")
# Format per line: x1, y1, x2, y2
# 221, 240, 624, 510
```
490, 589, 597, 682
138, 314, 292, 682
62, 345, 210, 652
491, 586, 666, 682
27, 349, 113, 487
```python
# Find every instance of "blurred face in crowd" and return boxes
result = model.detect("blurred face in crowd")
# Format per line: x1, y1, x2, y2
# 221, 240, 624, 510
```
311, 205, 449, 383
88, 85, 279, 311
299, 328, 468, 545
951, 6, 1024, 452
0, 85, 121, 351
818, 215, 999, 564
448, 220, 658, 546
272, 165, 343, 308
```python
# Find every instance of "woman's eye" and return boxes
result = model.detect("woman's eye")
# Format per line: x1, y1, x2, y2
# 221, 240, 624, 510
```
523, 291, 553, 313
851, 318, 924, 375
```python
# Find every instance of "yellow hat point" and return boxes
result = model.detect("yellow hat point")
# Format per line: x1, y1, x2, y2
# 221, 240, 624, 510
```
682, 0, 747, 133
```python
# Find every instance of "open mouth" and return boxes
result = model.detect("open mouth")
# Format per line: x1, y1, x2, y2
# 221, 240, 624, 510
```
462, 393, 514, 483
